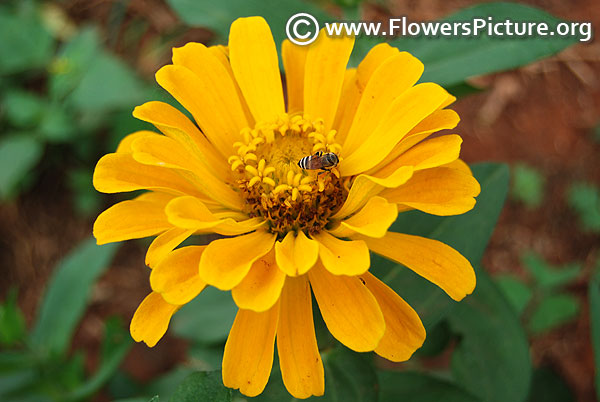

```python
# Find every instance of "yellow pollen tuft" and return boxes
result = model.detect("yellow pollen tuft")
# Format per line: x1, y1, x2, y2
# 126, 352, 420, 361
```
228, 113, 347, 238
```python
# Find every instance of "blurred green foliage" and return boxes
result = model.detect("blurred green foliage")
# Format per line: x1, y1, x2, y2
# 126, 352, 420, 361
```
567, 182, 600, 233
495, 252, 581, 335
0, 238, 125, 402
0, 0, 150, 209
1, 0, 594, 401
590, 266, 600, 402
511, 164, 546, 208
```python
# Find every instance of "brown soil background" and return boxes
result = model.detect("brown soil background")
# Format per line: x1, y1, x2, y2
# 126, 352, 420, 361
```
1, 0, 599, 401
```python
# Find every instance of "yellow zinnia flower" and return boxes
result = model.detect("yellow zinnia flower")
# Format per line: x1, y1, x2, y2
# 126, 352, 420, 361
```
93, 16, 480, 399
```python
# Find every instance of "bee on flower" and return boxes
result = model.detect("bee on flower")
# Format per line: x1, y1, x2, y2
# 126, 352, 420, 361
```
93, 16, 480, 399
297, 151, 340, 172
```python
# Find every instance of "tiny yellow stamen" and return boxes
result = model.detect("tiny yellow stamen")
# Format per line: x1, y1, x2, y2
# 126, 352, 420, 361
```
301, 176, 314, 185
245, 165, 259, 176
248, 176, 261, 187
231, 160, 244, 171
263, 177, 276, 187
257, 159, 266, 173
293, 173, 303, 187
244, 153, 257, 162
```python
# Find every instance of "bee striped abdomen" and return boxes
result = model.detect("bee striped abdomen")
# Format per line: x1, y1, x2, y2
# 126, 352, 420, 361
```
297, 152, 339, 171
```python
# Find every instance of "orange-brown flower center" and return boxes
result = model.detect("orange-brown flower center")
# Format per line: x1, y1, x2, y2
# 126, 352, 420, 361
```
227, 114, 348, 238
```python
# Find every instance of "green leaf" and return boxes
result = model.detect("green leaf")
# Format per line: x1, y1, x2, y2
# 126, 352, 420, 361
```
187, 345, 224, 371
38, 103, 76, 143
68, 169, 101, 217
413, 320, 451, 357
444, 82, 484, 98
172, 287, 236, 345
166, 0, 330, 50
143, 367, 196, 400
494, 275, 533, 315
0, 367, 37, 399
49, 27, 101, 100
372, 163, 510, 328
386, 3, 580, 87
0, 135, 43, 200
0, 289, 26, 347
113, 399, 154, 402
377, 371, 480, 402
521, 252, 582, 290
526, 367, 575, 402
67, 52, 147, 112
65, 317, 132, 401
168, 371, 231, 402
567, 182, 600, 233
1, 89, 47, 128
593, 124, 600, 144
448, 271, 532, 402
0, 4, 54, 75
590, 269, 600, 402
528, 294, 579, 334
30, 238, 119, 356
511, 164, 545, 208
252, 347, 377, 402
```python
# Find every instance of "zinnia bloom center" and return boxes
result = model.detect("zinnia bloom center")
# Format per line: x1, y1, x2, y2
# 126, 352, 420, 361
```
228, 113, 347, 238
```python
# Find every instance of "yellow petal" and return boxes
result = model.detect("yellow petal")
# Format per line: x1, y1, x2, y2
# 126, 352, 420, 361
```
172, 42, 249, 139
131, 135, 242, 210
369, 109, 460, 174
150, 246, 207, 305
208, 217, 267, 236
332, 69, 360, 145
282, 40, 308, 114
441, 93, 457, 109
222, 302, 279, 397
93, 192, 174, 245
308, 263, 384, 352
232, 250, 285, 312
381, 167, 481, 216
116, 131, 156, 153
146, 227, 195, 269
332, 166, 413, 219
165, 196, 259, 235
361, 272, 425, 362
329, 196, 397, 238
277, 276, 324, 398
340, 82, 449, 176
375, 134, 462, 180
93, 153, 204, 198
443, 158, 472, 175
208, 45, 255, 125
335, 43, 400, 144
155, 64, 244, 158
312, 231, 370, 276
128, 122, 208, 174
274, 230, 319, 276
343, 52, 424, 155
355, 43, 399, 90
229, 17, 284, 122
362, 232, 476, 301
130, 292, 179, 347
304, 31, 354, 131
199, 230, 276, 290
132, 101, 228, 181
